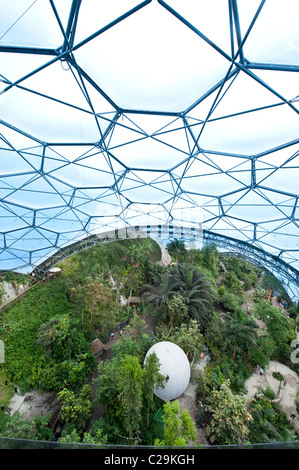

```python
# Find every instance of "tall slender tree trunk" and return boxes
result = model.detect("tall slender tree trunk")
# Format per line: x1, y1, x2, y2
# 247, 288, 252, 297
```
232, 343, 237, 361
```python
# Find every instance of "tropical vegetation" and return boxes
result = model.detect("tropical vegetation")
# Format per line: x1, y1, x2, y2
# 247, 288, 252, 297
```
0, 237, 298, 447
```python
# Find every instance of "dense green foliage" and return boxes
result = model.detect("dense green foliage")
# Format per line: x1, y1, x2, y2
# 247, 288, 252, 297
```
58, 238, 161, 279
248, 391, 296, 443
154, 400, 197, 446
205, 379, 252, 445
0, 278, 95, 393
145, 262, 216, 332
0, 238, 298, 446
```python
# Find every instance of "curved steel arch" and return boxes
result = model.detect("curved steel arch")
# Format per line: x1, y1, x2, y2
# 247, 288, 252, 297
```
31, 224, 299, 301
202, 230, 299, 300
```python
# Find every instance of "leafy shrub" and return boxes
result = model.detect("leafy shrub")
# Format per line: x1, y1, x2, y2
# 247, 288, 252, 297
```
217, 288, 243, 312
0, 278, 95, 392
272, 372, 284, 381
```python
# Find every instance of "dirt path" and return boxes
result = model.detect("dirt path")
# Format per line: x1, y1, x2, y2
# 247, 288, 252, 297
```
177, 355, 210, 446
7, 270, 298, 441
85, 312, 155, 430
244, 361, 299, 424
7, 390, 60, 428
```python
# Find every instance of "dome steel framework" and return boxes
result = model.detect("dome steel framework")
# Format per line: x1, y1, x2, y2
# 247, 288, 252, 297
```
0, 0, 299, 298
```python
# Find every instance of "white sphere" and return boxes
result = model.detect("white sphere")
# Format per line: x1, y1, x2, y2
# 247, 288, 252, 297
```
144, 341, 190, 401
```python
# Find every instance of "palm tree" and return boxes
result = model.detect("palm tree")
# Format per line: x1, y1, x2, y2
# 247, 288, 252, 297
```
144, 272, 179, 319
166, 239, 186, 262
172, 263, 216, 330
264, 428, 299, 443
223, 308, 259, 361
249, 401, 279, 443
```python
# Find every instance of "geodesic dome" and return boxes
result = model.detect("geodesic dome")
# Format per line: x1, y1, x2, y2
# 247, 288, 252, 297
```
144, 341, 190, 401
1, 1, 299, 298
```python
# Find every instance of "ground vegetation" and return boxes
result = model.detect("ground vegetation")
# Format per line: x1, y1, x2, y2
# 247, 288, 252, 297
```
0, 238, 298, 447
